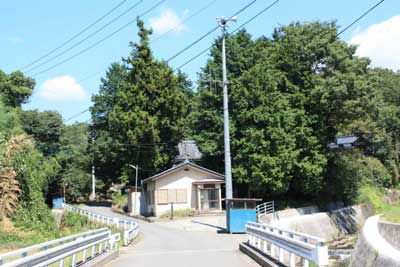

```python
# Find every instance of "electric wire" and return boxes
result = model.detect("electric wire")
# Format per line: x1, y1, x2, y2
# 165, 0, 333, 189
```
336, 0, 384, 37
30, 0, 166, 77
152, 0, 218, 43
173, 0, 279, 72
173, 0, 384, 72
25, 0, 144, 74
165, 0, 257, 63
19, 0, 128, 71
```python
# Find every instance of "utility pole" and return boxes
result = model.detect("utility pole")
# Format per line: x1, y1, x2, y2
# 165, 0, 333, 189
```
91, 165, 96, 201
217, 16, 236, 200
129, 164, 139, 215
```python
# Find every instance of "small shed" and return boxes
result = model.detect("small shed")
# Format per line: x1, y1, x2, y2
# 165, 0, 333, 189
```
141, 160, 224, 217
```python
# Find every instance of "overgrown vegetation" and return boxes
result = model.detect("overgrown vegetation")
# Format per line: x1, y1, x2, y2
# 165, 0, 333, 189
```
112, 193, 128, 213
357, 185, 400, 222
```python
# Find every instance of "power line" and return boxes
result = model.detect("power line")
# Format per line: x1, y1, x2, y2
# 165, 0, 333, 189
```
19, 0, 128, 71
173, 0, 279, 72
173, 0, 384, 73
152, 0, 218, 44
336, 0, 384, 36
25, 0, 144, 74
166, 0, 257, 63
64, 108, 90, 123
77, 70, 105, 83
31, 0, 166, 78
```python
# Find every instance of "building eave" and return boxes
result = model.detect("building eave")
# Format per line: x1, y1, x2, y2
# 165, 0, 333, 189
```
142, 161, 224, 183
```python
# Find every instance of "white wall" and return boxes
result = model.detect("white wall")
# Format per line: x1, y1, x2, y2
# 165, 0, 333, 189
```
151, 167, 222, 217
127, 191, 141, 215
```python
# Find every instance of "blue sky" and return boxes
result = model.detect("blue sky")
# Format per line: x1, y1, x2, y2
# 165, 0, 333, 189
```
1, 0, 399, 123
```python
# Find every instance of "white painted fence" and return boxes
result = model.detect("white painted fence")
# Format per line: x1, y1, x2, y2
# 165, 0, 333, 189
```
64, 204, 139, 246
0, 229, 120, 267
255, 201, 275, 220
246, 222, 328, 267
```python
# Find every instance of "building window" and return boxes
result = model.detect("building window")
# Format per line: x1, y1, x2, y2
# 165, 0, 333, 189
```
156, 189, 187, 204
157, 189, 168, 204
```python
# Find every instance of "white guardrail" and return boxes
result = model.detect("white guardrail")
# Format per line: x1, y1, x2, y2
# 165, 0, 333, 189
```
0, 228, 120, 267
246, 222, 328, 267
255, 201, 275, 220
64, 204, 139, 246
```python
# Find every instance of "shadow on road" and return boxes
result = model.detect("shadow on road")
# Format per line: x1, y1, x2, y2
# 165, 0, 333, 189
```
191, 220, 227, 233
83, 201, 112, 207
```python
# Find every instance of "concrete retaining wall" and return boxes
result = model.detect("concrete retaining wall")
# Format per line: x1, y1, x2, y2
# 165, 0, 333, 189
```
378, 220, 400, 250
349, 216, 400, 267
266, 205, 372, 241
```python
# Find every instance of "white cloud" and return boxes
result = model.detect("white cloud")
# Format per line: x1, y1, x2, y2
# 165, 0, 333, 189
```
349, 16, 400, 71
39, 76, 86, 102
149, 9, 187, 35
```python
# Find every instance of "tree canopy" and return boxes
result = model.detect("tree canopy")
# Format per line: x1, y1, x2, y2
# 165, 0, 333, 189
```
90, 19, 188, 188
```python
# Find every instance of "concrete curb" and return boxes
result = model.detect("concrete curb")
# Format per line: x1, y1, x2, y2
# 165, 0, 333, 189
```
239, 242, 285, 267
81, 249, 119, 267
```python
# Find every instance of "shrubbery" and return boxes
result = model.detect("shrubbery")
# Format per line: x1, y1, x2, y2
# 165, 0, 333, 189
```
112, 193, 128, 212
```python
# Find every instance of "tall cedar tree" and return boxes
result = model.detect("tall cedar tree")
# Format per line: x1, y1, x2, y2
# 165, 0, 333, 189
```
91, 19, 186, 187
188, 29, 326, 198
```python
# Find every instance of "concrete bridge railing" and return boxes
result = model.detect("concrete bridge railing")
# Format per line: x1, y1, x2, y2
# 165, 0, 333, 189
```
244, 221, 328, 267
64, 204, 139, 246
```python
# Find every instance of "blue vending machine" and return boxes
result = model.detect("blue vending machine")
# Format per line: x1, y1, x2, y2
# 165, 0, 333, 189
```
226, 198, 261, 233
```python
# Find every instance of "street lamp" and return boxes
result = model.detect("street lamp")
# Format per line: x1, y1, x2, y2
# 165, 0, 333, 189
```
217, 16, 236, 200
129, 164, 139, 215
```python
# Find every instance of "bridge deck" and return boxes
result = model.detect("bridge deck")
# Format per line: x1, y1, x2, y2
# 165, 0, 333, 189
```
80, 205, 258, 267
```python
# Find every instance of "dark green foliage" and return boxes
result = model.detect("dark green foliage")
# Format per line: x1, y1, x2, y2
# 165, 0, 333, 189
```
0, 70, 35, 108
55, 123, 91, 202
91, 19, 186, 187
19, 110, 63, 156
60, 211, 89, 229
188, 22, 400, 202
12, 146, 58, 235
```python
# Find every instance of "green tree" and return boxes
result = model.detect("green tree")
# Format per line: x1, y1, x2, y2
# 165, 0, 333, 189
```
369, 69, 400, 186
189, 29, 326, 197
91, 19, 186, 188
0, 70, 35, 108
19, 110, 63, 156
56, 123, 91, 202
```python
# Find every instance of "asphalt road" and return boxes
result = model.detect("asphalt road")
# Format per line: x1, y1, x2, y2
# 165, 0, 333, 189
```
80, 205, 258, 267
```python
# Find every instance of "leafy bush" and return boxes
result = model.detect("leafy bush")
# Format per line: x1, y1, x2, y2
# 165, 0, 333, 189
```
358, 185, 385, 212
112, 193, 128, 212
333, 152, 391, 203
60, 211, 89, 229
11, 146, 58, 236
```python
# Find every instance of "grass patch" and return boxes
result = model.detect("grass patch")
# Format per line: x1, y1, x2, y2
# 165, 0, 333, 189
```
0, 211, 124, 265
382, 203, 400, 223
160, 208, 196, 218
0, 218, 49, 252
358, 185, 400, 223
